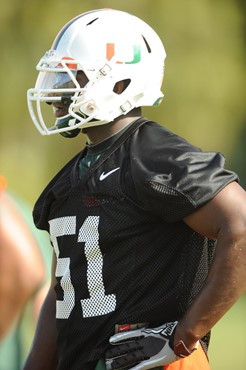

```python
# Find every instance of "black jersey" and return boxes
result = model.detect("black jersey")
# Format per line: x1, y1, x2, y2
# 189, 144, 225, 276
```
33, 118, 237, 370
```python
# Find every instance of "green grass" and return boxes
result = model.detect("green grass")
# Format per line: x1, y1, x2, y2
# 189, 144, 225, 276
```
209, 294, 246, 370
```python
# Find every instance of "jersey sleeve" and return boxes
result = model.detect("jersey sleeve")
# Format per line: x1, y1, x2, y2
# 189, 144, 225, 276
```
130, 121, 238, 222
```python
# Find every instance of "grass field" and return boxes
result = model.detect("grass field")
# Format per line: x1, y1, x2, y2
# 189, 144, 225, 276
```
209, 294, 246, 370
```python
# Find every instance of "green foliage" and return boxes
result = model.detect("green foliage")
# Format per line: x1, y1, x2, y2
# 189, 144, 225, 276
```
209, 294, 246, 370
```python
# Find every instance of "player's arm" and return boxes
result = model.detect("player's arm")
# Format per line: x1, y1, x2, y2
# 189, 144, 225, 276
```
23, 251, 58, 370
175, 181, 246, 350
106, 181, 246, 369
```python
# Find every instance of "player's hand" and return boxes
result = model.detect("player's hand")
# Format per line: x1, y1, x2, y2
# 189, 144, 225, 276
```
105, 321, 180, 370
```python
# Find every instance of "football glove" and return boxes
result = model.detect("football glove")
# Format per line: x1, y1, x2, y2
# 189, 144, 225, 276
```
105, 321, 180, 370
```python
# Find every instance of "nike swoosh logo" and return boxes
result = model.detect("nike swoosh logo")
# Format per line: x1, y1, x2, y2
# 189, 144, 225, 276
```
99, 167, 120, 181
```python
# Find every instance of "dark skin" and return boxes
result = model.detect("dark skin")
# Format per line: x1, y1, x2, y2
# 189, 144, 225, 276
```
23, 254, 58, 369
178, 182, 246, 351
23, 75, 246, 369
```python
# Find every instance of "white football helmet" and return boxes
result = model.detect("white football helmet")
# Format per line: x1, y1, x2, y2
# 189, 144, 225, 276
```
27, 9, 166, 137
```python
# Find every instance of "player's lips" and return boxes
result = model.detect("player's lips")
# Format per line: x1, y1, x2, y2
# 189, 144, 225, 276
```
53, 103, 68, 118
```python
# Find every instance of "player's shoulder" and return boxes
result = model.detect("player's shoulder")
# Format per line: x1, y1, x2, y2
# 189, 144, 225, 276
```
33, 151, 82, 230
129, 119, 238, 221
134, 119, 201, 155
44, 151, 81, 196
130, 119, 203, 174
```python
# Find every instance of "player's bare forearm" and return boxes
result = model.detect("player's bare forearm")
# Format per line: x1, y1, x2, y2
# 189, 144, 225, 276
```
23, 286, 58, 370
174, 229, 246, 348
177, 181, 246, 350
23, 254, 58, 370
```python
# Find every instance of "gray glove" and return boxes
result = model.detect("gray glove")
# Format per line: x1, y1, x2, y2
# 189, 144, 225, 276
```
105, 321, 179, 370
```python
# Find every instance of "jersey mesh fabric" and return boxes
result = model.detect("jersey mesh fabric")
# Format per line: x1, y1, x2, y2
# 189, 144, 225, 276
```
33, 118, 238, 369
79, 123, 134, 179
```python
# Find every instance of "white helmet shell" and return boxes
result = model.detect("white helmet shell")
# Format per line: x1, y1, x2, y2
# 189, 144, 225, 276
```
27, 9, 166, 136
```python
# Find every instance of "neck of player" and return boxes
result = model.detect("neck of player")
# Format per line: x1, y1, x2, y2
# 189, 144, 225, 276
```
82, 108, 142, 145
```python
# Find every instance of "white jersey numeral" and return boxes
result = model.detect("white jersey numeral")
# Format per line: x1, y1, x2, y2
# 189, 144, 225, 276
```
49, 216, 76, 319
78, 216, 116, 317
49, 216, 116, 319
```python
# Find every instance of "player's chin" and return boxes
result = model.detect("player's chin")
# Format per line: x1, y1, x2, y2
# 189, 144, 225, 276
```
52, 103, 69, 117
54, 108, 69, 118
81, 127, 89, 134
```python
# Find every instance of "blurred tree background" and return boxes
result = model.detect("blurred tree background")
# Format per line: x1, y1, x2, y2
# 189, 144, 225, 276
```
0, 0, 245, 369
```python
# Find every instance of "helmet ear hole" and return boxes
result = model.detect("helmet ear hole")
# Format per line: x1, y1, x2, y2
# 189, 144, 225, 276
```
113, 79, 131, 94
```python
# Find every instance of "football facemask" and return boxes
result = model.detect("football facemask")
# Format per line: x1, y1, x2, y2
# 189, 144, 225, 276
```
27, 9, 166, 137
28, 55, 92, 137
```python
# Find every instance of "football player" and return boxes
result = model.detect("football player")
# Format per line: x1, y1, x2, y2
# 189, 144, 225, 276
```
24, 9, 246, 370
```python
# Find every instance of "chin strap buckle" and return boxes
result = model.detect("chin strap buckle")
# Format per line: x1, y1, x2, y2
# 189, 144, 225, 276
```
120, 100, 132, 113
99, 64, 112, 76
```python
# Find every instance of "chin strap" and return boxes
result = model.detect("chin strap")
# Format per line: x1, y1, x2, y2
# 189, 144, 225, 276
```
59, 127, 81, 138
48, 114, 81, 138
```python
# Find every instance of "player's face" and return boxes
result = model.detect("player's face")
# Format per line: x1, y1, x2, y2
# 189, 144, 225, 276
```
52, 71, 89, 118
